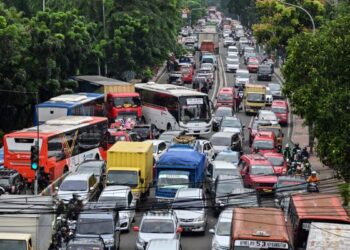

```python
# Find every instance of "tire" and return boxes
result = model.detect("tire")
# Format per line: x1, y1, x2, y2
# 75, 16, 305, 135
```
167, 123, 172, 131
95, 154, 100, 160
63, 166, 69, 174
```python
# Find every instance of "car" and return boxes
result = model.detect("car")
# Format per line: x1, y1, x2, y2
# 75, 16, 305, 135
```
247, 58, 259, 73
213, 175, 244, 212
223, 29, 232, 38
262, 152, 287, 175
146, 140, 168, 162
75, 202, 121, 250
257, 123, 284, 149
201, 54, 217, 69
132, 124, 160, 140
268, 83, 283, 100
168, 71, 183, 85
240, 154, 278, 193
248, 119, 272, 145
219, 116, 244, 142
205, 161, 240, 193
271, 100, 289, 125
0, 169, 25, 195
192, 76, 209, 92
251, 131, 277, 154
257, 64, 273, 81
225, 187, 260, 208
194, 139, 215, 161
223, 37, 235, 47
133, 211, 182, 250
261, 58, 275, 73
107, 130, 143, 148
212, 106, 234, 131
179, 55, 195, 68
256, 109, 278, 125
180, 65, 194, 84
98, 185, 136, 231
265, 86, 273, 106
226, 57, 239, 72
196, 69, 214, 88
66, 237, 106, 250
216, 87, 237, 110
244, 52, 257, 65
57, 173, 100, 204
172, 188, 207, 234
159, 130, 186, 147
75, 159, 106, 184
146, 239, 182, 250
209, 208, 233, 250
234, 69, 250, 88
215, 150, 240, 166
210, 132, 242, 155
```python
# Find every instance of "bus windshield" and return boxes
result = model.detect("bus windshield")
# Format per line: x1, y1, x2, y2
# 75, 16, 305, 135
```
179, 96, 211, 122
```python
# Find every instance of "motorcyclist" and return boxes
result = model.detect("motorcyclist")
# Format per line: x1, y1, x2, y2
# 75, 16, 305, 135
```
292, 143, 301, 158
283, 144, 292, 161
301, 146, 310, 159
302, 157, 312, 176
67, 194, 82, 221
307, 171, 320, 183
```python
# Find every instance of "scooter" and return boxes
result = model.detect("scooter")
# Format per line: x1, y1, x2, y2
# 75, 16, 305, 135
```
307, 182, 319, 193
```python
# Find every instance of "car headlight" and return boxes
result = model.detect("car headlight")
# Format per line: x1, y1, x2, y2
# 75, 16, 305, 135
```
104, 238, 114, 245
194, 214, 205, 222
137, 238, 145, 246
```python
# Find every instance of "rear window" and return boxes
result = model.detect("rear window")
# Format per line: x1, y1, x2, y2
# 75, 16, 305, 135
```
6, 138, 43, 152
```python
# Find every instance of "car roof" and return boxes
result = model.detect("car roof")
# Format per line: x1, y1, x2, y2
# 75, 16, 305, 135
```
218, 208, 234, 223
262, 152, 283, 157
272, 100, 287, 106
212, 132, 235, 137
216, 106, 233, 111
219, 87, 234, 92
236, 69, 249, 73
146, 139, 166, 146
147, 239, 180, 250
175, 188, 202, 198
161, 130, 184, 136
212, 160, 237, 169
100, 185, 130, 197
64, 173, 92, 181
222, 116, 239, 121
142, 211, 176, 220
242, 154, 271, 164
79, 160, 105, 166
255, 131, 275, 138
217, 150, 239, 156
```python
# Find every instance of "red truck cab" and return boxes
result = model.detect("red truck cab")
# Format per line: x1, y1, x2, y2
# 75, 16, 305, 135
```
216, 87, 237, 111
262, 152, 287, 175
106, 92, 142, 122
251, 131, 277, 154
240, 154, 278, 193
271, 100, 289, 125
201, 40, 215, 54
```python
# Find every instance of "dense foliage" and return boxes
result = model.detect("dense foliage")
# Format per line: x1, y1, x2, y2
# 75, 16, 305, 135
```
282, 12, 350, 181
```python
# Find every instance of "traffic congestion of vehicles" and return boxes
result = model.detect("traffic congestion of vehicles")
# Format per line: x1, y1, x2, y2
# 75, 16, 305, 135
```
0, 7, 349, 250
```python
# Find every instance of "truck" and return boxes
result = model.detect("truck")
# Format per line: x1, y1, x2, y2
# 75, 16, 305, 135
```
306, 222, 350, 250
244, 84, 267, 114
74, 75, 142, 123
106, 141, 153, 200
198, 26, 219, 54
155, 145, 206, 201
0, 195, 55, 250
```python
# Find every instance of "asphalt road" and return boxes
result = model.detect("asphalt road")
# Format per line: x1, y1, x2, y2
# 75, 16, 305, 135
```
119, 40, 292, 250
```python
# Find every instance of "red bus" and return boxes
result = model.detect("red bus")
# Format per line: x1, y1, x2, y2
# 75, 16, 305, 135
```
4, 116, 108, 183
286, 193, 350, 249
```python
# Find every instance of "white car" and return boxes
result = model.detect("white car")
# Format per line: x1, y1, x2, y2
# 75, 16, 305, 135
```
98, 185, 136, 231
226, 57, 239, 72
223, 37, 235, 47
205, 161, 240, 193
256, 109, 279, 125
146, 139, 168, 162
194, 139, 215, 161
234, 69, 250, 88
210, 208, 233, 250
265, 86, 273, 106
227, 46, 238, 57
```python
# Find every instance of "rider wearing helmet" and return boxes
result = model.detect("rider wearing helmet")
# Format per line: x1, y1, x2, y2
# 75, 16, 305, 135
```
301, 146, 310, 159
307, 171, 320, 183
283, 143, 292, 161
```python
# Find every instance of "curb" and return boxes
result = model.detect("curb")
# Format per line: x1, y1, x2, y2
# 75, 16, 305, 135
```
152, 63, 167, 82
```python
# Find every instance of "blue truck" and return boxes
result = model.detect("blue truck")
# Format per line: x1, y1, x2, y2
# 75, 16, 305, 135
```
155, 145, 206, 201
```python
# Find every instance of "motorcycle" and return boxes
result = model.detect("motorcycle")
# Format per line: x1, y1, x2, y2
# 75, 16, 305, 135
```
307, 182, 319, 193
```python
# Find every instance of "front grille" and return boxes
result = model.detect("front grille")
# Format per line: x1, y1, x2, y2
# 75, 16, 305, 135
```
261, 183, 275, 187
180, 218, 194, 222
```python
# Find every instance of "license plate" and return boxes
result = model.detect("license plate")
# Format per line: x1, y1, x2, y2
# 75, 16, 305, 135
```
263, 189, 272, 192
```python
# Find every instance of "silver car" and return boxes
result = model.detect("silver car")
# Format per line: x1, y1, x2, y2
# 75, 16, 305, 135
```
210, 208, 233, 250
146, 239, 182, 250
234, 69, 250, 88
256, 109, 278, 125
205, 161, 240, 193
172, 188, 207, 234
134, 211, 182, 250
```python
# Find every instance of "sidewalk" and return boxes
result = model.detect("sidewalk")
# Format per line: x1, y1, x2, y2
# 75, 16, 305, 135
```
274, 68, 336, 184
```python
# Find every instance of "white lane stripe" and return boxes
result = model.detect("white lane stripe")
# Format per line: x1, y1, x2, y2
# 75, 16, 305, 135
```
219, 55, 227, 87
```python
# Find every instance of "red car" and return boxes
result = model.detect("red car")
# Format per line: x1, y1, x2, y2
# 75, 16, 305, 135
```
180, 64, 194, 84
271, 100, 289, 125
262, 152, 288, 175
216, 87, 237, 110
248, 119, 272, 145
240, 154, 278, 193
247, 57, 259, 73
251, 131, 277, 154
107, 130, 142, 149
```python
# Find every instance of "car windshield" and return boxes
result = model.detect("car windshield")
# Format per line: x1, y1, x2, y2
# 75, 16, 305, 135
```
259, 127, 281, 137
259, 67, 271, 73
172, 199, 203, 210
76, 164, 101, 176
272, 107, 286, 113
202, 58, 214, 64
237, 72, 249, 78
214, 168, 239, 178
216, 221, 231, 236
179, 96, 211, 122
158, 171, 189, 189
227, 58, 238, 63
198, 69, 211, 74
60, 180, 87, 191
217, 179, 241, 194
216, 152, 239, 163
107, 170, 138, 187
259, 113, 277, 121
159, 134, 175, 142
266, 157, 284, 166
248, 61, 259, 65
77, 217, 113, 235
210, 136, 231, 146
277, 180, 307, 191
253, 140, 274, 149
218, 94, 233, 101
222, 119, 241, 128
99, 196, 127, 208
0, 179, 10, 186
132, 127, 149, 137
251, 165, 274, 175
114, 96, 141, 107
215, 108, 232, 117
141, 219, 174, 233
269, 84, 280, 91
247, 93, 265, 102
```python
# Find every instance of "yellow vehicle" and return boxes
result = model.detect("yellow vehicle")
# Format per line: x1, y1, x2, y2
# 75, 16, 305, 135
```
244, 84, 266, 114
0, 233, 33, 250
106, 141, 153, 200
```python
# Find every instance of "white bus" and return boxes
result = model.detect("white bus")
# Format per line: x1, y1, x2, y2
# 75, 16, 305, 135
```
135, 83, 213, 135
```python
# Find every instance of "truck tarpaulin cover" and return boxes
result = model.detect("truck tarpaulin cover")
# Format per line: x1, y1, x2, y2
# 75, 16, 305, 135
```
157, 150, 205, 168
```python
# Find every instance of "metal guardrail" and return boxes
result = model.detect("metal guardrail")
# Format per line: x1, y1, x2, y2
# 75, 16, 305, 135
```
40, 171, 71, 196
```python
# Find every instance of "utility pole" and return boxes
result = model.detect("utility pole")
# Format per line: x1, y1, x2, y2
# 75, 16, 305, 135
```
35, 92, 40, 195
102, 0, 108, 76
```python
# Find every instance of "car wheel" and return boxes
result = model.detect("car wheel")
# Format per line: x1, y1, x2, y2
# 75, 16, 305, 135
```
167, 123, 172, 131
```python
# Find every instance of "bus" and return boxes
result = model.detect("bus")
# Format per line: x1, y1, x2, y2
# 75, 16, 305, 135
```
286, 193, 350, 249
135, 82, 213, 135
35, 93, 104, 125
231, 207, 290, 250
4, 116, 108, 183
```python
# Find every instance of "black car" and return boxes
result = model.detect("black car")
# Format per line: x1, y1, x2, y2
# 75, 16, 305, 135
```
257, 64, 273, 81
132, 124, 160, 141
0, 169, 25, 195
212, 107, 234, 131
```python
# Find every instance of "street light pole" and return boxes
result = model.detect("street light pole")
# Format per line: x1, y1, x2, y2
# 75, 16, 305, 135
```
279, 0, 315, 35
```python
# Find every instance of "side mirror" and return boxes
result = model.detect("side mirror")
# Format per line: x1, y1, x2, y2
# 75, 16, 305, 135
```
140, 178, 145, 184
115, 226, 121, 232
209, 228, 215, 234
133, 226, 140, 232
55, 186, 59, 191
90, 186, 95, 191
176, 227, 183, 233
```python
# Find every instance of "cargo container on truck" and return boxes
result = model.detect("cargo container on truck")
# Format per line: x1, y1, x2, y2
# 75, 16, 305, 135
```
244, 84, 267, 114
106, 141, 153, 200
198, 27, 219, 54
155, 145, 206, 201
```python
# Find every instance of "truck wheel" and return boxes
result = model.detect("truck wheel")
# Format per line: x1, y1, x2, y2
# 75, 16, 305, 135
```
63, 166, 69, 174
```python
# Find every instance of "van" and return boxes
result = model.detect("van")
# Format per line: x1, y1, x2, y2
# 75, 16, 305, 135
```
271, 100, 289, 125
201, 54, 217, 69
251, 131, 277, 154
227, 46, 238, 56
216, 87, 237, 110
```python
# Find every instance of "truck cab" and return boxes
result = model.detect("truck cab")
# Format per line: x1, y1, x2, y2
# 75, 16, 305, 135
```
106, 92, 142, 122
0, 233, 32, 250
244, 84, 267, 114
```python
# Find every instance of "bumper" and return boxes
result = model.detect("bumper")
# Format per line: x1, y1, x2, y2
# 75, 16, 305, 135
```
182, 127, 212, 135
226, 66, 238, 72
179, 220, 206, 232
248, 67, 258, 73
235, 82, 247, 87
245, 106, 262, 114
119, 218, 130, 231
257, 75, 272, 81
278, 117, 288, 124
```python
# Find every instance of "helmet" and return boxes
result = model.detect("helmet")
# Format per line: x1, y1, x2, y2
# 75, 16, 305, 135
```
311, 171, 317, 175
295, 143, 299, 147
285, 143, 289, 148
303, 147, 308, 150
